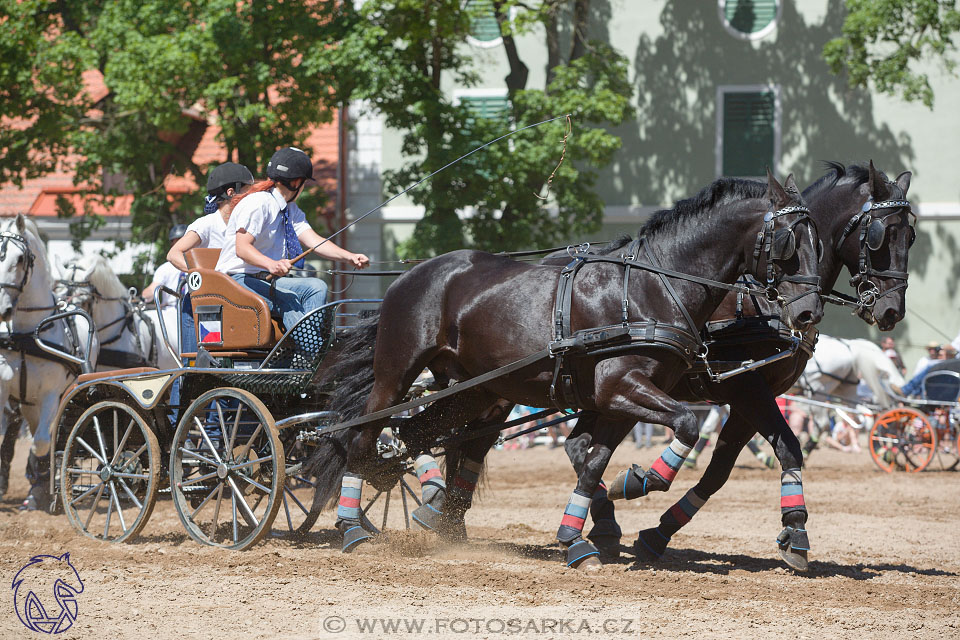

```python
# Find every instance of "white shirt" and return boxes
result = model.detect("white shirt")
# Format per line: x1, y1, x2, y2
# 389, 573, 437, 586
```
152, 261, 183, 307
215, 188, 311, 275
186, 211, 228, 248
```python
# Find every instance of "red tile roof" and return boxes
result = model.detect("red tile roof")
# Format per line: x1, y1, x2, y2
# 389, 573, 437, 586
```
1, 70, 341, 218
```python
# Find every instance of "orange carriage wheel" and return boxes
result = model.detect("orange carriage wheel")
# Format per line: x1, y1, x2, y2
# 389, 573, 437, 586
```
869, 408, 937, 473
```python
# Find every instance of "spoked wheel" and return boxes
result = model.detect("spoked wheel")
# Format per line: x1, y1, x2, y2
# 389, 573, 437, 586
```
170, 388, 284, 550
275, 436, 323, 537
869, 408, 937, 473
61, 401, 160, 542
934, 417, 960, 471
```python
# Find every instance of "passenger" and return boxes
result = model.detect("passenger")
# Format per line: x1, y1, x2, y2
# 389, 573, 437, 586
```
142, 225, 189, 355
215, 147, 369, 330
167, 162, 255, 354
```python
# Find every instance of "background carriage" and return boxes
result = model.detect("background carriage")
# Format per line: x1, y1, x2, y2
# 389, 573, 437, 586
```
869, 370, 960, 473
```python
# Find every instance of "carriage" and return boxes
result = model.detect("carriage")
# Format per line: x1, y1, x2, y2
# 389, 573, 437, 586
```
42, 248, 391, 550
868, 370, 960, 473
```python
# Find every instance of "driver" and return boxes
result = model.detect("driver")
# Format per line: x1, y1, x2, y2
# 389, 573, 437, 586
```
215, 147, 369, 330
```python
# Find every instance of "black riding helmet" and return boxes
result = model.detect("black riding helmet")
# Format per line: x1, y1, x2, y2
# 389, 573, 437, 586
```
207, 162, 254, 196
266, 147, 314, 190
169, 224, 189, 243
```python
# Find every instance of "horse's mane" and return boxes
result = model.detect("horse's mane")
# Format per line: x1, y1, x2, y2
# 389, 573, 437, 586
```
592, 178, 767, 256
802, 161, 903, 201
83, 255, 129, 300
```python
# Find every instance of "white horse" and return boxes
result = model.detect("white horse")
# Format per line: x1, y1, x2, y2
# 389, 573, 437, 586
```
0, 215, 80, 510
53, 254, 174, 370
787, 334, 906, 455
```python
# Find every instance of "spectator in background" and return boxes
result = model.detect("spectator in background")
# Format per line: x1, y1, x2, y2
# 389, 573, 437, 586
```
880, 336, 906, 376
901, 344, 960, 397
913, 341, 941, 376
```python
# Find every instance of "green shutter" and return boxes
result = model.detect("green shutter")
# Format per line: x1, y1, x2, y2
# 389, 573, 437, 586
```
724, 0, 778, 34
722, 91, 775, 177
468, 0, 501, 42
461, 95, 509, 121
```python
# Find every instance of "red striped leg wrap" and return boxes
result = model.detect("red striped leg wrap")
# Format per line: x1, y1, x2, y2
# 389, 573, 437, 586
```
649, 439, 693, 485
780, 468, 805, 513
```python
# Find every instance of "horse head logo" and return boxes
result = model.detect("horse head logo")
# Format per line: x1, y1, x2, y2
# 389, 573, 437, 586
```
12, 553, 84, 634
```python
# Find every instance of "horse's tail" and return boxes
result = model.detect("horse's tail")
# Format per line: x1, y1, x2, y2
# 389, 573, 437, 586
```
308, 312, 380, 510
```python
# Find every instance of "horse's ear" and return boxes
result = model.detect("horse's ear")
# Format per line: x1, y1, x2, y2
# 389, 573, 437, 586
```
895, 170, 912, 196
15, 213, 25, 234
867, 160, 882, 197
783, 173, 799, 196
52, 253, 63, 275
765, 167, 789, 207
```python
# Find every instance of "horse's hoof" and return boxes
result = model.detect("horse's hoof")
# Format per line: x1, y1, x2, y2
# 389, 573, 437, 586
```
411, 503, 442, 531
575, 555, 603, 571
633, 528, 669, 561
565, 539, 601, 569
607, 464, 653, 501
776, 526, 810, 572
341, 524, 371, 553
778, 547, 809, 572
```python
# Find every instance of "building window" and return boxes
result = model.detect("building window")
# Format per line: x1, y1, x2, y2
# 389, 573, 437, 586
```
718, 0, 780, 40
466, 0, 502, 47
716, 85, 780, 178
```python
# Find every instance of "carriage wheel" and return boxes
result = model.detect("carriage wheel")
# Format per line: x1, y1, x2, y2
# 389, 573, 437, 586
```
61, 401, 160, 543
934, 417, 960, 471
869, 408, 936, 473
275, 437, 323, 536
170, 388, 284, 550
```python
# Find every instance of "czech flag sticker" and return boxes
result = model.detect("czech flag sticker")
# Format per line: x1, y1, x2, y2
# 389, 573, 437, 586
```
199, 319, 222, 344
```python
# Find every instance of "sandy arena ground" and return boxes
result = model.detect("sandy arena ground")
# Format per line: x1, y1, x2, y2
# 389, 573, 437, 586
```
1, 436, 958, 639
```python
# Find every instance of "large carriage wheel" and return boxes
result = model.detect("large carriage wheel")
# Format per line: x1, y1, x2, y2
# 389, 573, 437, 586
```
61, 401, 160, 543
869, 408, 937, 473
170, 388, 284, 550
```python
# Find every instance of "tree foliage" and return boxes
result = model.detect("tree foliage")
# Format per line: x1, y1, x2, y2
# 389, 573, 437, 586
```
0, 0, 346, 270
337, 0, 634, 257
824, 0, 960, 108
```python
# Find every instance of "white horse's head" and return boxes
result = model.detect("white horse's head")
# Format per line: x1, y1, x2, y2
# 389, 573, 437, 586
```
54, 254, 129, 312
0, 215, 46, 322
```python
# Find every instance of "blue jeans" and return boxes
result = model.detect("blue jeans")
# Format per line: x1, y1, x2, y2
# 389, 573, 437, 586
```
231, 274, 328, 331
181, 293, 197, 356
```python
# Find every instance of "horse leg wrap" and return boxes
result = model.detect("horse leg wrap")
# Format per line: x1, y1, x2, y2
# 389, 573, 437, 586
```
635, 487, 708, 560
608, 440, 690, 502
556, 489, 592, 544
779, 468, 806, 515
411, 454, 447, 531
336, 473, 370, 552
777, 469, 809, 570
586, 481, 621, 559
20, 451, 51, 511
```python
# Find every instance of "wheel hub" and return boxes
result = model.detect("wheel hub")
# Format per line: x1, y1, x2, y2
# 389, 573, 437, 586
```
217, 463, 229, 479
99, 465, 112, 482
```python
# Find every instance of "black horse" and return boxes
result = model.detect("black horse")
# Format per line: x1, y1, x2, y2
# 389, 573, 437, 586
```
317, 171, 823, 568
563, 161, 913, 571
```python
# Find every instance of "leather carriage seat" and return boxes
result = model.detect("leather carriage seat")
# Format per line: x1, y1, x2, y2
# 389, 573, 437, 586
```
184, 248, 283, 350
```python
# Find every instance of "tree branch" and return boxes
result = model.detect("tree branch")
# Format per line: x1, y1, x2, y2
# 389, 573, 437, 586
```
494, 1, 528, 92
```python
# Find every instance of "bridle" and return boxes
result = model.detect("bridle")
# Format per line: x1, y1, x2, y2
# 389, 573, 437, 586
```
0, 231, 36, 295
749, 204, 822, 306
55, 261, 139, 346
834, 196, 915, 314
